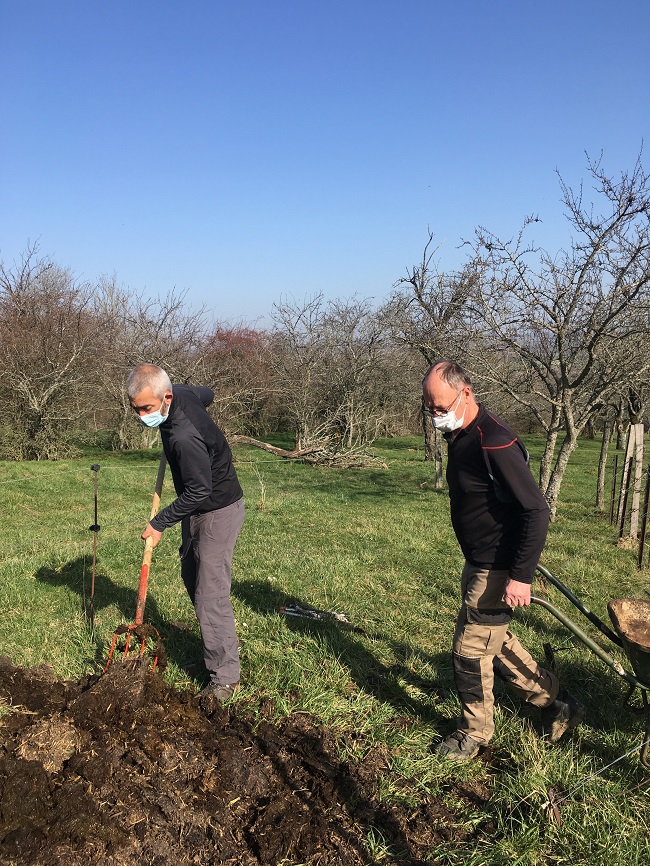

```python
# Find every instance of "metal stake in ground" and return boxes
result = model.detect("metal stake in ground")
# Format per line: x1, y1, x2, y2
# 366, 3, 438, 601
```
88, 464, 101, 635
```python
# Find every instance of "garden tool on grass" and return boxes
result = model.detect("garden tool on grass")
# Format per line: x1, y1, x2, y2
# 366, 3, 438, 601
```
280, 602, 351, 623
105, 454, 167, 671
280, 602, 367, 635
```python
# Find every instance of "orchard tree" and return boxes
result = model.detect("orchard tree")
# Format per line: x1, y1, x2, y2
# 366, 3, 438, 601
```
268, 294, 395, 457
465, 153, 650, 516
383, 229, 477, 367
200, 325, 273, 436
91, 279, 208, 449
0, 246, 97, 459
381, 229, 478, 479
268, 294, 333, 450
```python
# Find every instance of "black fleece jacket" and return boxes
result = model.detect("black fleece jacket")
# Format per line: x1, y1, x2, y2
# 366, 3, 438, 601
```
150, 384, 243, 532
445, 404, 550, 583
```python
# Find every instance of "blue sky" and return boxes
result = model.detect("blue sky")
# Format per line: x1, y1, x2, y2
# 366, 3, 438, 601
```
1, 1, 648, 324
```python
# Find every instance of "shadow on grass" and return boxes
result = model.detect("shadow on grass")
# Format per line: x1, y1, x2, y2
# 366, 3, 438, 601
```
234, 576, 650, 762
34, 556, 203, 674
233, 577, 451, 724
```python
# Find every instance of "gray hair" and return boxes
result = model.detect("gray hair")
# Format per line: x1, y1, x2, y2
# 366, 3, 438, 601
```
423, 360, 473, 391
126, 364, 173, 399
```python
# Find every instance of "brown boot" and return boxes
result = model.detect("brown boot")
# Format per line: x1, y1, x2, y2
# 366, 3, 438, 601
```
541, 690, 585, 742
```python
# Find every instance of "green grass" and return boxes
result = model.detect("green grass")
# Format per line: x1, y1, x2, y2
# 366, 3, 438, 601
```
1, 435, 649, 863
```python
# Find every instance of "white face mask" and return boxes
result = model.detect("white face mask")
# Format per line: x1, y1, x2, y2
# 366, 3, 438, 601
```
431, 391, 466, 434
140, 397, 168, 428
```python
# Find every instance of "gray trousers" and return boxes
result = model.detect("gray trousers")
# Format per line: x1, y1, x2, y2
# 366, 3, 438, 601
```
452, 562, 559, 744
180, 498, 245, 686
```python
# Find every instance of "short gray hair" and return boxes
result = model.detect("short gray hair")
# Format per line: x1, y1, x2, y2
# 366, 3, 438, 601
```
126, 364, 173, 400
423, 360, 473, 391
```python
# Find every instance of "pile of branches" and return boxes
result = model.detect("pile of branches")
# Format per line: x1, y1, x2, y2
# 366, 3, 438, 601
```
231, 436, 388, 469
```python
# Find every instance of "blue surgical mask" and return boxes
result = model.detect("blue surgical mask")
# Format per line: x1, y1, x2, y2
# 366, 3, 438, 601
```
140, 398, 168, 428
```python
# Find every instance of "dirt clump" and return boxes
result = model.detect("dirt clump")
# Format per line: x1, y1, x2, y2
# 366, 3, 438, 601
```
0, 657, 491, 865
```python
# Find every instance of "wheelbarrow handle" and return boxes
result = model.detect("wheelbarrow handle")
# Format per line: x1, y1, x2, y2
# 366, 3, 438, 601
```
530, 595, 648, 691
536, 564, 623, 648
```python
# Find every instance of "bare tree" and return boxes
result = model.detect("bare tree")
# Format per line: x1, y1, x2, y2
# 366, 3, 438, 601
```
91, 278, 208, 449
268, 294, 333, 450
320, 296, 395, 448
465, 153, 650, 516
383, 229, 477, 366
381, 229, 478, 481
0, 246, 97, 459
200, 325, 273, 436
267, 294, 396, 460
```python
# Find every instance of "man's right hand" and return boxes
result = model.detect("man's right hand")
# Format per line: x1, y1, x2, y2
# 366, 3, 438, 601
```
503, 578, 531, 607
141, 523, 163, 549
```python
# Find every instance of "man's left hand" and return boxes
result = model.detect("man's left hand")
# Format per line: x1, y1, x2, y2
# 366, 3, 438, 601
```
503, 578, 531, 607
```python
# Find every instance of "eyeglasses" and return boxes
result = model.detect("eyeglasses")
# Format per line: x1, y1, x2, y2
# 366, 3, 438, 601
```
423, 390, 462, 418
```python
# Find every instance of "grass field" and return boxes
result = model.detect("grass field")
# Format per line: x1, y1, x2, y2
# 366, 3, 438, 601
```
1, 434, 649, 864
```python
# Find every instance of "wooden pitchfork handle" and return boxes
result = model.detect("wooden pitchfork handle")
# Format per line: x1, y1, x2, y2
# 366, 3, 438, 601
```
134, 454, 167, 626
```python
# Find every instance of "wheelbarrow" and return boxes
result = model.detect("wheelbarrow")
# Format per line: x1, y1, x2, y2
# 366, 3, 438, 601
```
105, 454, 168, 671
530, 564, 650, 769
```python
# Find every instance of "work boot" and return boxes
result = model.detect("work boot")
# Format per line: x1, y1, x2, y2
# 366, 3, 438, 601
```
198, 681, 240, 712
540, 689, 585, 742
435, 730, 481, 763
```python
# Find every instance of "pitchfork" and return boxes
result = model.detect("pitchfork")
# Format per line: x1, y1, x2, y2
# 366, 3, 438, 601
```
105, 454, 167, 671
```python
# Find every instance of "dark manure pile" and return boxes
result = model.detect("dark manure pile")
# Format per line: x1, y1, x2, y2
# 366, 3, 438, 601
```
0, 658, 491, 865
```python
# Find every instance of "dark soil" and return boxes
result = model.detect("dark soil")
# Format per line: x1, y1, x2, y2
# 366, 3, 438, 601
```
0, 657, 492, 865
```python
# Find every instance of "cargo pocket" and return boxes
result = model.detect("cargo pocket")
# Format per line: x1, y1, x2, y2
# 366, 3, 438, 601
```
452, 653, 483, 703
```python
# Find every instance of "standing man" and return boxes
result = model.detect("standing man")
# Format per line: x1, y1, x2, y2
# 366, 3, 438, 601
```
126, 363, 245, 705
422, 360, 585, 762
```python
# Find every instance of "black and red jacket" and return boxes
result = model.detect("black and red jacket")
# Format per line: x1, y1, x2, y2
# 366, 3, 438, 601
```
444, 404, 549, 583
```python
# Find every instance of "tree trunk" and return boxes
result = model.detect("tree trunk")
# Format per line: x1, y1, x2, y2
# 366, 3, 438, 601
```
545, 430, 579, 519
422, 409, 435, 461
422, 409, 444, 487
539, 429, 559, 492
596, 420, 613, 512
616, 426, 635, 530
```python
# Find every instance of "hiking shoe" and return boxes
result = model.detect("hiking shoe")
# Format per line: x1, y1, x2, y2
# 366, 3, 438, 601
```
540, 689, 585, 742
435, 731, 481, 763
198, 681, 240, 711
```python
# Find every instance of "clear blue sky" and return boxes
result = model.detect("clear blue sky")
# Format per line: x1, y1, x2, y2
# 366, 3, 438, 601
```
1, 1, 648, 324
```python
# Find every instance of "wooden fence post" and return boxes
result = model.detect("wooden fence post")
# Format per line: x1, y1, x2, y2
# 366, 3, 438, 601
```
629, 424, 645, 540
638, 467, 650, 568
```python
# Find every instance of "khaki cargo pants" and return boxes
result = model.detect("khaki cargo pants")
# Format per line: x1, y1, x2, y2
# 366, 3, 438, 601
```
452, 562, 559, 744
